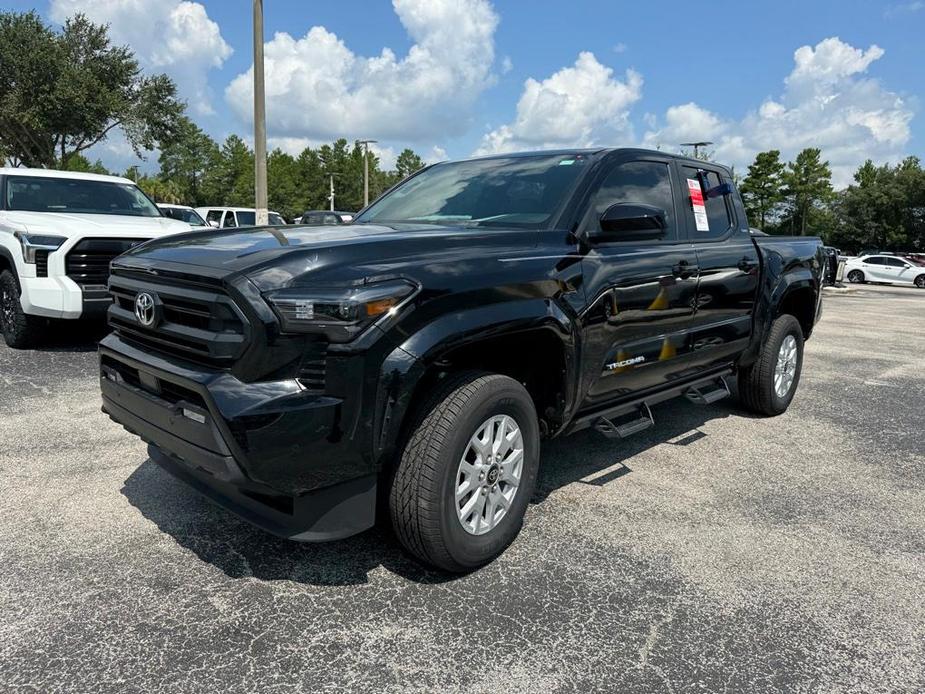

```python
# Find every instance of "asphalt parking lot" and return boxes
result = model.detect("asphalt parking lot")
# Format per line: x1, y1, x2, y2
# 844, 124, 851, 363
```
1, 283, 923, 693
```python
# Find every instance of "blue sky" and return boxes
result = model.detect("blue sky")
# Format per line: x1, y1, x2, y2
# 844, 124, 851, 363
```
14, 0, 925, 184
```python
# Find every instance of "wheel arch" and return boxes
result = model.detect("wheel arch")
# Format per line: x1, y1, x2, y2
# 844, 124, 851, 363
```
372, 300, 579, 468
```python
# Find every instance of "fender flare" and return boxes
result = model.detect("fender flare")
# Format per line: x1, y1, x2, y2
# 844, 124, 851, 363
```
743, 266, 818, 365
371, 298, 578, 461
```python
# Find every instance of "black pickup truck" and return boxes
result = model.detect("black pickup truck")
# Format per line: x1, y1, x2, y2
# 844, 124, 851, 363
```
99, 149, 824, 571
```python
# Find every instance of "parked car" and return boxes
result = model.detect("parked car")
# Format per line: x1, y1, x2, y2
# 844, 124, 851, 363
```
295, 210, 354, 225
99, 148, 824, 571
844, 254, 925, 288
195, 206, 286, 228
0, 168, 192, 347
157, 203, 209, 227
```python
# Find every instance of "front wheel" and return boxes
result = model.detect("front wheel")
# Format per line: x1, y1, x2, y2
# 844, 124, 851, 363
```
388, 372, 540, 572
0, 270, 46, 349
915, 275, 925, 289
737, 314, 804, 416
847, 270, 865, 284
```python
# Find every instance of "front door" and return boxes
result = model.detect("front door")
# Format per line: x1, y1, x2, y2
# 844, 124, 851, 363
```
577, 154, 700, 408
680, 164, 760, 369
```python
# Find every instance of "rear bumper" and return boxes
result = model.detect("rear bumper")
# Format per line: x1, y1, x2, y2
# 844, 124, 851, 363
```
99, 333, 378, 541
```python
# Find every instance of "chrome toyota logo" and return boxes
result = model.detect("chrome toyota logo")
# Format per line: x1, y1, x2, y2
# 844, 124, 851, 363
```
134, 292, 157, 327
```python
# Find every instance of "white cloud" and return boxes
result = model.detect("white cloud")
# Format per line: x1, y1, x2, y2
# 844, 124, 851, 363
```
613, 42, 628, 54
49, 0, 232, 115
226, 0, 498, 143
501, 56, 514, 74
475, 51, 643, 154
429, 145, 448, 162
643, 37, 913, 186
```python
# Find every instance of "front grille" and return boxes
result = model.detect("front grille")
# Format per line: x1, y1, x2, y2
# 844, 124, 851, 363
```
67, 238, 146, 287
107, 273, 248, 367
35, 250, 49, 277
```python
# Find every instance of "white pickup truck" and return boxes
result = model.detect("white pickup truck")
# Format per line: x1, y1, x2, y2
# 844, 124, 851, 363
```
0, 168, 192, 347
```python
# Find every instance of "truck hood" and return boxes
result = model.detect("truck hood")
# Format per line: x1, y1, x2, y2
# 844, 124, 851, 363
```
112, 223, 540, 289
2, 210, 191, 238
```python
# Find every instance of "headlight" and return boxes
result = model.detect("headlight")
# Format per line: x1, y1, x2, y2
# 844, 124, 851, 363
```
265, 279, 418, 342
15, 232, 66, 263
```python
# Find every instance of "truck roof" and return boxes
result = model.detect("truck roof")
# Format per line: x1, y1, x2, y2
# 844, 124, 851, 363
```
459, 147, 731, 171
0, 166, 136, 185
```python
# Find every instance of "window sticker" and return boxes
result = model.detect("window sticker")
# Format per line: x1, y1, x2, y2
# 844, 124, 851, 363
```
687, 178, 709, 232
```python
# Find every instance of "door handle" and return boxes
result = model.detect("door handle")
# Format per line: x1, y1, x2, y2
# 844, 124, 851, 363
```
672, 261, 699, 279
737, 257, 758, 273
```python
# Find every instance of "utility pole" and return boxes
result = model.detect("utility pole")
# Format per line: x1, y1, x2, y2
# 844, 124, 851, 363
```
328, 173, 337, 211
359, 139, 377, 207
253, 0, 268, 226
680, 141, 713, 160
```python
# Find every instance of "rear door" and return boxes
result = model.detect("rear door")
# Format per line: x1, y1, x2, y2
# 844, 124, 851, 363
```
577, 152, 700, 407
862, 256, 887, 281
681, 163, 760, 367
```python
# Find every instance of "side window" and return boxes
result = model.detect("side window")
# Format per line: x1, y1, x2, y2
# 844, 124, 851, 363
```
324, 214, 339, 225
206, 209, 222, 225
222, 211, 237, 228
588, 160, 675, 239
886, 257, 907, 267
865, 257, 884, 265
682, 166, 734, 240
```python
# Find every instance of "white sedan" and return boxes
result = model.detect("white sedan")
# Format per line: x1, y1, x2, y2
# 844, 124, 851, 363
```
845, 255, 925, 288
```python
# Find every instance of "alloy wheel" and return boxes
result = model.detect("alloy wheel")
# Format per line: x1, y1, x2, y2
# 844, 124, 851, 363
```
774, 334, 798, 399
454, 414, 524, 536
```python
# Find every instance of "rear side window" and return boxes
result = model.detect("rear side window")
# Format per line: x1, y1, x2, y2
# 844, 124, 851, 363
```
588, 161, 676, 240
865, 257, 884, 265
682, 166, 734, 240
222, 211, 237, 228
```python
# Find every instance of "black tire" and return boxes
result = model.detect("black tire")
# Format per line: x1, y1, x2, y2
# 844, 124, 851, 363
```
388, 371, 540, 572
737, 314, 804, 416
0, 270, 46, 349
847, 270, 865, 284
915, 275, 925, 289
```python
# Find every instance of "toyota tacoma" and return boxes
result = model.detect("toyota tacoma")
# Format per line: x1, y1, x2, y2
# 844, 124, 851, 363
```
99, 149, 824, 572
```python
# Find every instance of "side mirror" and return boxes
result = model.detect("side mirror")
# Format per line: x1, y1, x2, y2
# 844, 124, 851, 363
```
593, 203, 667, 242
208, 220, 219, 228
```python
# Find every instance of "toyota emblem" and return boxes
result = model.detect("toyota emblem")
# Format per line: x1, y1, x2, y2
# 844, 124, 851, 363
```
134, 292, 157, 327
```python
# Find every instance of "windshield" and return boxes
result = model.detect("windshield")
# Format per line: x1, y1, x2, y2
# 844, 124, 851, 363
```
160, 206, 206, 226
355, 153, 592, 229
6, 176, 161, 217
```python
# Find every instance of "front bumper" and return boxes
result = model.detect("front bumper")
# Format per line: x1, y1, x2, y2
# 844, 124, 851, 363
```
99, 334, 377, 541
19, 274, 97, 319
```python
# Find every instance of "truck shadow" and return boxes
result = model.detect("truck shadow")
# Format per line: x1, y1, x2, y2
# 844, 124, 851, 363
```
120, 396, 750, 586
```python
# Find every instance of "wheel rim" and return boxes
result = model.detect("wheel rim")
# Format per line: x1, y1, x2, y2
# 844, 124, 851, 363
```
0, 285, 15, 329
774, 334, 798, 399
916, 276, 925, 288
848, 271, 861, 283
454, 414, 524, 536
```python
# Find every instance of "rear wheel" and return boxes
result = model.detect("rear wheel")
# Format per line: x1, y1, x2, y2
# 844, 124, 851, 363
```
847, 270, 865, 283
915, 275, 925, 289
0, 270, 46, 349
738, 314, 804, 416
388, 372, 540, 572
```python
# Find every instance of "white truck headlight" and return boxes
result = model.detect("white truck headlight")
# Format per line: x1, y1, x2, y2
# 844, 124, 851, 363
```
15, 232, 67, 264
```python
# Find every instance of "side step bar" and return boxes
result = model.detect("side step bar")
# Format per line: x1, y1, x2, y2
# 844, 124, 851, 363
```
685, 377, 730, 405
594, 403, 654, 440
565, 366, 735, 438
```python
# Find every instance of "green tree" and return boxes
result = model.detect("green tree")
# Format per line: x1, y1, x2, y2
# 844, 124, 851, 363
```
740, 150, 785, 230
63, 153, 109, 175
157, 116, 220, 206
395, 148, 425, 179
782, 148, 834, 235
0, 11, 184, 168
831, 157, 925, 253
201, 135, 253, 206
